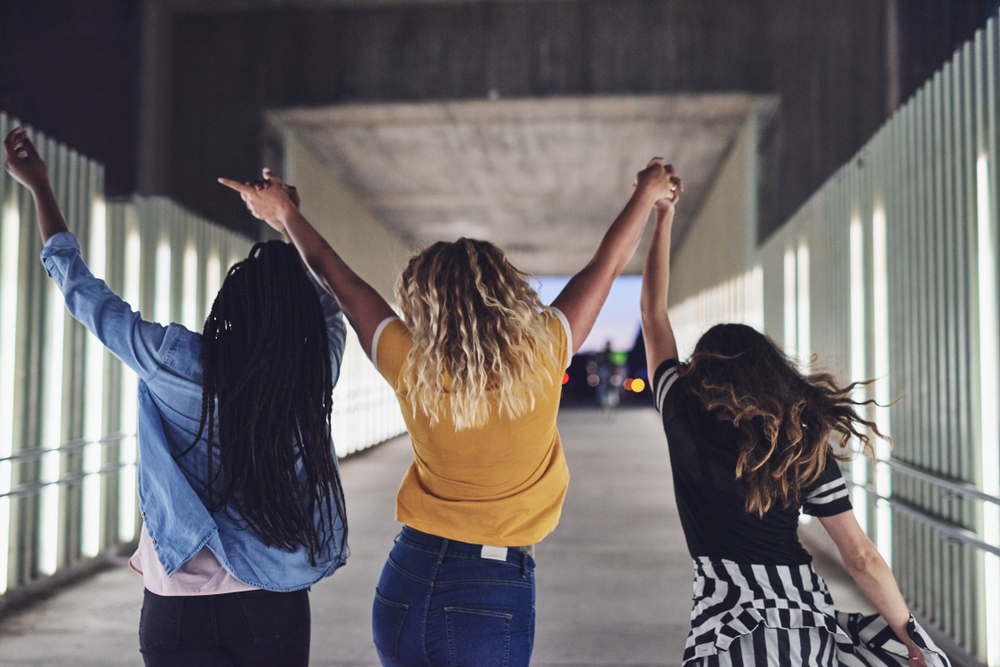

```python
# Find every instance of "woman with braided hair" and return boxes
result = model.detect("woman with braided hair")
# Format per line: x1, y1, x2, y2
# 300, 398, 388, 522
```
639, 187, 950, 666
5, 128, 348, 667
222, 157, 681, 667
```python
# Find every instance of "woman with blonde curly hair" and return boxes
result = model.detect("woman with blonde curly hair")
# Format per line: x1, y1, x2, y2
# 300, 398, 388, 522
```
640, 194, 950, 667
222, 158, 680, 667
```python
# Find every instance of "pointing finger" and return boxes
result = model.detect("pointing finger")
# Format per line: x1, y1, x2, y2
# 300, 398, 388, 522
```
218, 177, 255, 194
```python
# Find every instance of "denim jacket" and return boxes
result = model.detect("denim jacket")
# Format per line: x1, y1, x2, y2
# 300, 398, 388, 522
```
41, 232, 348, 591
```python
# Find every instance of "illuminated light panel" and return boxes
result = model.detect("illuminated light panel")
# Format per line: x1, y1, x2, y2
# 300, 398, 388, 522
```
667, 267, 764, 359
183, 245, 198, 331
850, 214, 868, 532
796, 243, 811, 371
0, 200, 22, 593
205, 253, 221, 315
872, 203, 892, 564
39, 280, 66, 575
784, 248, 797, 360
155, 241, 172, 324
977, 154, 999, 667
82, 200, 106, 558
118, 230, 141, 542
749, 266, 764, 332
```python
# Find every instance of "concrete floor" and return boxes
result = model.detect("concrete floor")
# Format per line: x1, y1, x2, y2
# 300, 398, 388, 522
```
0, 408, 873, 667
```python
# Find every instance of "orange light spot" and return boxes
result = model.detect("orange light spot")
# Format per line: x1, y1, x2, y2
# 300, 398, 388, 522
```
562, 372, 569, 385
623, 378, 633, 392
631, 378, 646, 393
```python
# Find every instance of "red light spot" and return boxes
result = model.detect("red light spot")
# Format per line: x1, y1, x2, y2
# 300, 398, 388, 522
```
561, 372, 569, 385
623, 378, 633, 392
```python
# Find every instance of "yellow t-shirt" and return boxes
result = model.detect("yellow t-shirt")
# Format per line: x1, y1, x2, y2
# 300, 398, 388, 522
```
372, 309, 573, 546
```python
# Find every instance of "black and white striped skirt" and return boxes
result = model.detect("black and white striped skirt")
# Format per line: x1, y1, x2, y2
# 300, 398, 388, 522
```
684, 558, 951, 667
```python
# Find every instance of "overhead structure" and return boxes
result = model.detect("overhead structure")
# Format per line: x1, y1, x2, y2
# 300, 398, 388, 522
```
269, 94, 775, 275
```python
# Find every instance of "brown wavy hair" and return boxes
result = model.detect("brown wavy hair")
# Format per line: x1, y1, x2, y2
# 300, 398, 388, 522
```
395, 238, 558, 430
680, 323, 887, 516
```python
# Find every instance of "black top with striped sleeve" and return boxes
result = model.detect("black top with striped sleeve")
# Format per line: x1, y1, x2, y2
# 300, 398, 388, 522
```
652, 359, 853, 566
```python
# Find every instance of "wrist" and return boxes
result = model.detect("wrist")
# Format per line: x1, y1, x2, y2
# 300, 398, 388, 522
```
29, 179, 54, 198
633, 182, 663, 206
275, 203, 299, 226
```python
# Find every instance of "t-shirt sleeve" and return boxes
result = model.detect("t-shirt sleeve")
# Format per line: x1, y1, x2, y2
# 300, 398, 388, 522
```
548, 307, 573, 371
372, 317, 412, 390
801, 453, 853, 516
651, 359, 681, 413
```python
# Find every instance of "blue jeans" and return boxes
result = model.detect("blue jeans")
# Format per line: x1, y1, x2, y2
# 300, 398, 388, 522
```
372, 526, 536, 667
139, 588, 310, 666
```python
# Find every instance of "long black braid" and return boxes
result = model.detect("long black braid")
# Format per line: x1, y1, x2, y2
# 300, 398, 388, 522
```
188, 240, 347, 563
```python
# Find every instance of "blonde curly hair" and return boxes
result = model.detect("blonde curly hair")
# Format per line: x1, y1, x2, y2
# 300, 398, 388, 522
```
395, 238, 559, 431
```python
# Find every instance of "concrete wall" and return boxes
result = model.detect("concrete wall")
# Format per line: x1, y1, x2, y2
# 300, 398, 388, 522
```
669, 115, 758, 306
283, 130, 413, 300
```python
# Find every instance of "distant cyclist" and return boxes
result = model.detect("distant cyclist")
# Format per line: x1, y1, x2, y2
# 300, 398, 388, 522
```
596, 341, 625, 411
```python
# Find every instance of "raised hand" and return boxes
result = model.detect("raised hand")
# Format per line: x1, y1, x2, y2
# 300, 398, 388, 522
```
633, 158, 682, 214
219, 169, 297, 234
4, 129, 67, 242
4, 128, 50, 192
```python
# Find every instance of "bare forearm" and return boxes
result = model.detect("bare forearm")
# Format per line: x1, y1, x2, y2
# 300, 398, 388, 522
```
640, 208, 678, 369
30, 182, 69, 243
278, 208, 393, 354
640, 210, 673, 320
551, 186, 658, 348
592, 186, 659, 277
846, 550, 913, 644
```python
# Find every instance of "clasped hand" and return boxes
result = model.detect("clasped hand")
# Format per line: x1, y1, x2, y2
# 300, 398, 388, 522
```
219, 170, 299, 234
634, 158, 683, 214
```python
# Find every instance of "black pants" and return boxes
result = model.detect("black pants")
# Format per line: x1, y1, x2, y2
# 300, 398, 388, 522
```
139, 588, 310, 667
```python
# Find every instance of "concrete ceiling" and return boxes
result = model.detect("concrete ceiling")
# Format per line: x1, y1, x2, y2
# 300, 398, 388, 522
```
268, 94, 775, 276
157, 0, 573, 10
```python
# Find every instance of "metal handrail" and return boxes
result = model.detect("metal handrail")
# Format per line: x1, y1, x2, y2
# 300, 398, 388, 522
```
883, 457, 1000, 507
849, 481, 1000, 558
0, 432, 133, 465
0, 461, 133, 501
0, 433, 137, 501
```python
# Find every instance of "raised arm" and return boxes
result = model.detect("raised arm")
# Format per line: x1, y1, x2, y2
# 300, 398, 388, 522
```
550, 159, 680, 354
640, 199, 678, 379
818, 511, 926, 666
219, 172, 395, 358
4, 128, 68, 242
5, 128, 174, 381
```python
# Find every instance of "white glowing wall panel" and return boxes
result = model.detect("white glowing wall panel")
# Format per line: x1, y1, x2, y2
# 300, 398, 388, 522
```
0, 113, 405, 598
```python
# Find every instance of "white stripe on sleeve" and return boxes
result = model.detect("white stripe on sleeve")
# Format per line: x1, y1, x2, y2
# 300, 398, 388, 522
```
550, 307, 574, 369
806, 487, 850, 504
370, 317, 400, 371
655, 367, 679, 412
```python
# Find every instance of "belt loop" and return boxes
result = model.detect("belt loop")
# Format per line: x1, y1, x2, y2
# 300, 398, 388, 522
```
520, 551, 527, 578
436, 536, 449, 564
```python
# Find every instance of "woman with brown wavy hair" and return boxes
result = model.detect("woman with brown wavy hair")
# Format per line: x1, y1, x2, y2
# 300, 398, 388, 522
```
222, 158, 680, 667
640, 196, 949, 667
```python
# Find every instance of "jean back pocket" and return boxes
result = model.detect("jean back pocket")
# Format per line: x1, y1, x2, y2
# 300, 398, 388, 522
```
445, 607, 512, 667
372, 590, 409, 661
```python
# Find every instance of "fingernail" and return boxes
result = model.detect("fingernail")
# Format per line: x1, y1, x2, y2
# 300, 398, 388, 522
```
217, 178, 224, 183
